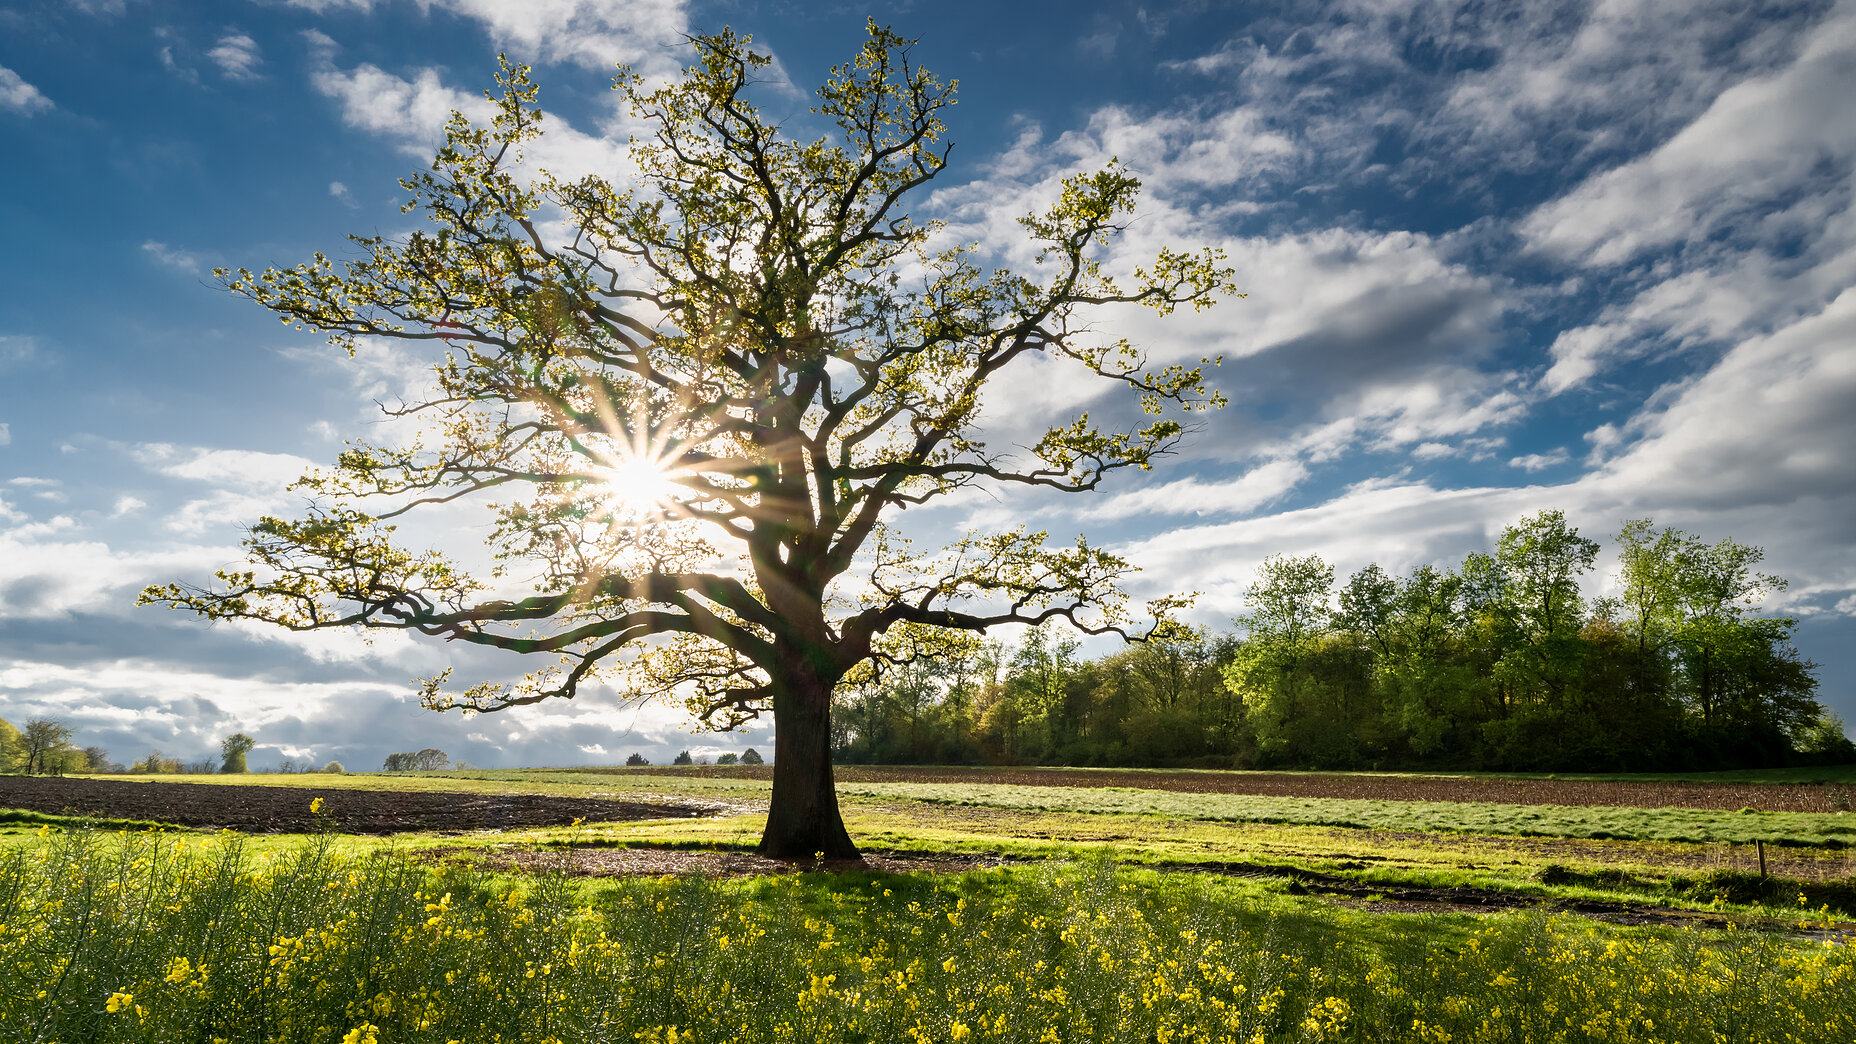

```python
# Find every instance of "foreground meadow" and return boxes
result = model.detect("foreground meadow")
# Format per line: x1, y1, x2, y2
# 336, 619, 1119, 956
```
4, 827, 1854, 1044
5, 766, 1856, 1042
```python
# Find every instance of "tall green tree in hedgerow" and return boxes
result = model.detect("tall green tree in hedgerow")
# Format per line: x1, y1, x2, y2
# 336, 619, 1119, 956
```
139, 25, 1234, 858
1223, 554, 1338, 763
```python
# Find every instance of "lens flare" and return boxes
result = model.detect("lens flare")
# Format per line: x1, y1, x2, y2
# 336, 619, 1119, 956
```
595, 451, 681, 514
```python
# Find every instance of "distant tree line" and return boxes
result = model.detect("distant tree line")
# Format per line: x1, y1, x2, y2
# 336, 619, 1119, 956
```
382, 749, 462, 772
623, 749, 764, 767
0, 721, 350, 776
833, 512, 1856, 773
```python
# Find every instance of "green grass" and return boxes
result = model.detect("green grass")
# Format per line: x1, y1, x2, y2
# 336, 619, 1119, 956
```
80, 768, 1856, 846
3, 829, 1854, 1044
831, 780, 1856, 846
20, 769, 1856, 924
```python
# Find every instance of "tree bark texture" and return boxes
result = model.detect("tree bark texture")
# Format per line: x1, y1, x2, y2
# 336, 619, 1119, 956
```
758, 678, 859, 860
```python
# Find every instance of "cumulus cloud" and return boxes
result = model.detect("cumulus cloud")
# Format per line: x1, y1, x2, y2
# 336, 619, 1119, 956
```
130, 443, 318, 534
134, 444, 317, 490
303, 43, 634, 177
288, 0, 687, 77
0, 66, 52, 115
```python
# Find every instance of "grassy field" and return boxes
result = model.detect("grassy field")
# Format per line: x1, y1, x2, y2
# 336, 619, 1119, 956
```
3, 828, 1854, 1044
4, 765, 1856, 1042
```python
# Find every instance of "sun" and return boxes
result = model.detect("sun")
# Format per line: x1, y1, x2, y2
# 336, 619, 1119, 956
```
595, 452, 682, 514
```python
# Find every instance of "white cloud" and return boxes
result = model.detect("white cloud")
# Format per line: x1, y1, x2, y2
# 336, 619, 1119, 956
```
141, 240, 200, 273
131, 444, 318, 534
288, 0, 687, 76
305, 50, 635, 179
134, 444, 317, 490
308, 59, 484, 152
328, 180, 348, 198
0, 66, 52, 115
110, 496, 146, 518
209, 32, 263, 81
1083, 459, 1308, 519
1523, 9, 1856, 268
0, 423, 9, 447
0, 526, 233, 621
1509, 450, 1569, 473
1591, 287, 1856, 511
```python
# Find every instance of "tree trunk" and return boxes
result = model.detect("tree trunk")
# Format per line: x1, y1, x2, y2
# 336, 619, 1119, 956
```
759, 677, 860, 861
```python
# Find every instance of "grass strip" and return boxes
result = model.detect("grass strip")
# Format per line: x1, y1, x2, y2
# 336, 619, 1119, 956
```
835, 781, 1856, 846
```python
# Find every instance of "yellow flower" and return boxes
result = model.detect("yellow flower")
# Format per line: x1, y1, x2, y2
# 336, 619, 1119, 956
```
950, 1022, 973, 1041
106, 991, 134, 1013
166, 956, 193, 984
310, 797, 324, 814
341, 1023, 379, 1044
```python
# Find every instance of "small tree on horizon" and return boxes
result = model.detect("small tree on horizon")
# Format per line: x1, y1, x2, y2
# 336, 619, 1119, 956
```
625, 752, 650, 767
140, 26, 1233, 859
221, 732, 255, 773
740, 748, 765, 766
672, 750, 694, 765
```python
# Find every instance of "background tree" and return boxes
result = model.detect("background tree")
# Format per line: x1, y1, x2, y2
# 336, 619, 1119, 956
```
221, 732, 255, 773
625, 753, 650, 767
383, 752, 418, 772
140, 26, 1232, 858
1224, 554, 1337, 762
21, 718, 76, 776
412, 748, 451, 771
132, 749, 182, 774
0, 717, 21, 773
672, 750, 695, 765
740, 749, 765, 766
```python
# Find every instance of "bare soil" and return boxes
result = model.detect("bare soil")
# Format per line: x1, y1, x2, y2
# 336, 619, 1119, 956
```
0, 776, 716, 834
617, 764, 1855, 812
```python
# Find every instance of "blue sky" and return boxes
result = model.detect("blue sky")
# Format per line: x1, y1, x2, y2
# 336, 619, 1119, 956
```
2, 0, 1853, 770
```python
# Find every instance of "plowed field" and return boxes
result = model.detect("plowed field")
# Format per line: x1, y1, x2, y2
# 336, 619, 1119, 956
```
0, 776, 713, 834
618, 765, 1853, 812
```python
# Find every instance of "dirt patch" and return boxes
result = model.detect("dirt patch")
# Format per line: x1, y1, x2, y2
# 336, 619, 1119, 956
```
0, 776, 718, 835
597, 765, 1856, 813
1335, 827, 1856, 881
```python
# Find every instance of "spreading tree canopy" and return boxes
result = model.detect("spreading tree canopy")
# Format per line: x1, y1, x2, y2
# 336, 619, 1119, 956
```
142, 25, 1235, 858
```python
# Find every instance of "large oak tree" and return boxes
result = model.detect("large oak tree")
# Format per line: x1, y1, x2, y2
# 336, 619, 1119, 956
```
143, 25, 1234, 858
